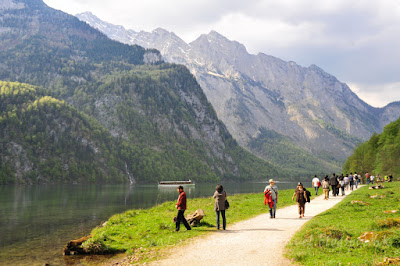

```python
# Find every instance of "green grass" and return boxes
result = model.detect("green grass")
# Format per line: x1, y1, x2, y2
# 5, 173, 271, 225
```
82, 187, 314, 262
285, 182, 400, 265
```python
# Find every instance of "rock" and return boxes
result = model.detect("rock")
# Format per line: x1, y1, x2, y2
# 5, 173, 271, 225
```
383, 210, 398, 214
376, 257, 400, 265
358, 232, 376, 243
370, 194, 385, 198
186, 209, 205, 226
63, 235, 91, 255
351, 200, 371, 205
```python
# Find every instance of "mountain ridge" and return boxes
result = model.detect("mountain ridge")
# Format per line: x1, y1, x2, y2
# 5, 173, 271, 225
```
0, 0, 278, 184
76, 11, 400, 175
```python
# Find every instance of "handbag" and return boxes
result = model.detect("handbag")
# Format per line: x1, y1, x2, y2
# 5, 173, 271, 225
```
225, 199, 230, 209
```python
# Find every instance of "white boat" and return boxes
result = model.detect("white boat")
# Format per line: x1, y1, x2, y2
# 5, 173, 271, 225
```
158, 179, 195, 186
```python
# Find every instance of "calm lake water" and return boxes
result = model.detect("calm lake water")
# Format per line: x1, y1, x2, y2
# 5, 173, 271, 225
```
0, 181, 298, 265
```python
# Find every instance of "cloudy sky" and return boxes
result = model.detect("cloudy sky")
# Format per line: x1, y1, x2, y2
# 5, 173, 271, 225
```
43, 0, 400, 108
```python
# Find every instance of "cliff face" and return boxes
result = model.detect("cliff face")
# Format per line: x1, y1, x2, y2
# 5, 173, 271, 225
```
0, 1, 278, 184
76, 12, 400, 174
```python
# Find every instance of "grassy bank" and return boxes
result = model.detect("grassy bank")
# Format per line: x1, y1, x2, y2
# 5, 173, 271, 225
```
285, 182, 400, 265
82, 187, 313, 263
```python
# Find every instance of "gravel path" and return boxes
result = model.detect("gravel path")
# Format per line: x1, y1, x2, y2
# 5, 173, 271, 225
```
151, 187, 359, 266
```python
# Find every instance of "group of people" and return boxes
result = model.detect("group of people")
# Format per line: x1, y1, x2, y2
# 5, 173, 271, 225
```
174, 184, 228, 231
365, 172, 394, 185
174, 172, 396, 231
264, 179, 310, 219
310, 173, 362, 199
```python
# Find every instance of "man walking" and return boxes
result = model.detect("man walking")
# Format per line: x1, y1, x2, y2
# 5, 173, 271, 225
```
264, 179, 279, 218
175, 186, 191, 231
329, 173, 339, 197
312, 175, 320, 195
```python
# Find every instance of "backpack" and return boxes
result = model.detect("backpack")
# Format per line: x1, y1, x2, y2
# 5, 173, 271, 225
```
305, 189, 311, 203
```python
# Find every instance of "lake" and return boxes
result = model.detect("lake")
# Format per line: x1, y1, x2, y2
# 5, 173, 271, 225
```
0, 181, 299, 265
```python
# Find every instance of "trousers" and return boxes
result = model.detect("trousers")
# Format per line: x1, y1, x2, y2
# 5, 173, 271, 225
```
176, 210, 191, 231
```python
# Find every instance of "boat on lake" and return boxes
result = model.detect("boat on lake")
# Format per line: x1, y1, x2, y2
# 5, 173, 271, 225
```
158, 180, 195, 187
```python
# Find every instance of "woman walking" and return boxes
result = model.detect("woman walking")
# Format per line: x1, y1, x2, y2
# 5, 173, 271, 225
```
292, 182, 307, 218
322, 176, 330, 200
213, 184, 227, 230
339, 174, 345, 196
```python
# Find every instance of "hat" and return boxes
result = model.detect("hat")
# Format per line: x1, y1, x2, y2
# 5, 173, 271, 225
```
269, 179, 274, 183
297, 182, 303, 186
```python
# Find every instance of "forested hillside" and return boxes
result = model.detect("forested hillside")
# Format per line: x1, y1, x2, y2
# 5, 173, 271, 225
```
0, 81, 126, 184
0, 0, 278, 183
343, 117, 400, 177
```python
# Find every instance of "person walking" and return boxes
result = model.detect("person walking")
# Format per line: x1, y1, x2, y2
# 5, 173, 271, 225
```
312, 175, 320, 195
175, 186, 191, 231
321, 176, 330, 200
371, 174, 375, 184
349, 173, 354, 191
329, 173, 339, 197
213, 184, 227, 230
339, 174, 345, 196
292, 182, 307, 218
354, 172, 359, 188
264, 179, 278, 218
344, 174, 349, 191
366, 172, 370, 185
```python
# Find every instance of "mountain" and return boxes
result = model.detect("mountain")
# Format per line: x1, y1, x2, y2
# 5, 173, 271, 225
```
0, 81, 128, 184
0, 0, 278, 184
343, 116, 400, 177
76, 12, 400, 175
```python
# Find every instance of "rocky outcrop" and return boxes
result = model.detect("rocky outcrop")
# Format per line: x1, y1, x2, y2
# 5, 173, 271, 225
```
63, 235, 92, 255
76, 12, 400, 172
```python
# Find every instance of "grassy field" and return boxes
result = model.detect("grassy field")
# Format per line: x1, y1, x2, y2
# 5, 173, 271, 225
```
285, 182, 400, 265
82, 187, 313, 263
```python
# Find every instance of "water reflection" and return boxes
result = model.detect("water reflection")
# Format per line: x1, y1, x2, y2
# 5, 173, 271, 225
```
0, 181, 298, 265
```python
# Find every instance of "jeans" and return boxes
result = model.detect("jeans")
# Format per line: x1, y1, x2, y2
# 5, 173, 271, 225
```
216, 210, 226, 230
355, 180, 358, 188
176, 210, 191, 231
367, 179, 370, 185
269, 199, 277, 217
314, 187, 319, 195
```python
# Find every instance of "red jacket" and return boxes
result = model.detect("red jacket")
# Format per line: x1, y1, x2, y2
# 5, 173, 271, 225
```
264, 190, 273, 208
176, 191, 187, 210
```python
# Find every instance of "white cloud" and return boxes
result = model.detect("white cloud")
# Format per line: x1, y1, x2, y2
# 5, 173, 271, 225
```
42, 0, 400, 107
348, 82, 400, 108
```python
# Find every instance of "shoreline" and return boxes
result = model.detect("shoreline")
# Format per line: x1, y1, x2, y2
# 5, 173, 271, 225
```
72, 186, 319, 264
149, 186, 361, 265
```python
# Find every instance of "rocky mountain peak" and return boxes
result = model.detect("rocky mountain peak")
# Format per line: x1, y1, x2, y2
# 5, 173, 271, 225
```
191, 30, 248, 58
77, 12, 400, 175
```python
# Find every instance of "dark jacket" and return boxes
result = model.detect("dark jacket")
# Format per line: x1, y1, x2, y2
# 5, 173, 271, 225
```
329, 176, 338, 186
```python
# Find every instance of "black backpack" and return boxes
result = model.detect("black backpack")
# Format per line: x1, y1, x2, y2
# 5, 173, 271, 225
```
305, 189, 311, 203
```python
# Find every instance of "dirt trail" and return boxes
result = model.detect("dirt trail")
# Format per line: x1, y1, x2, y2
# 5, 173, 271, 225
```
151, 187, 359, 266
